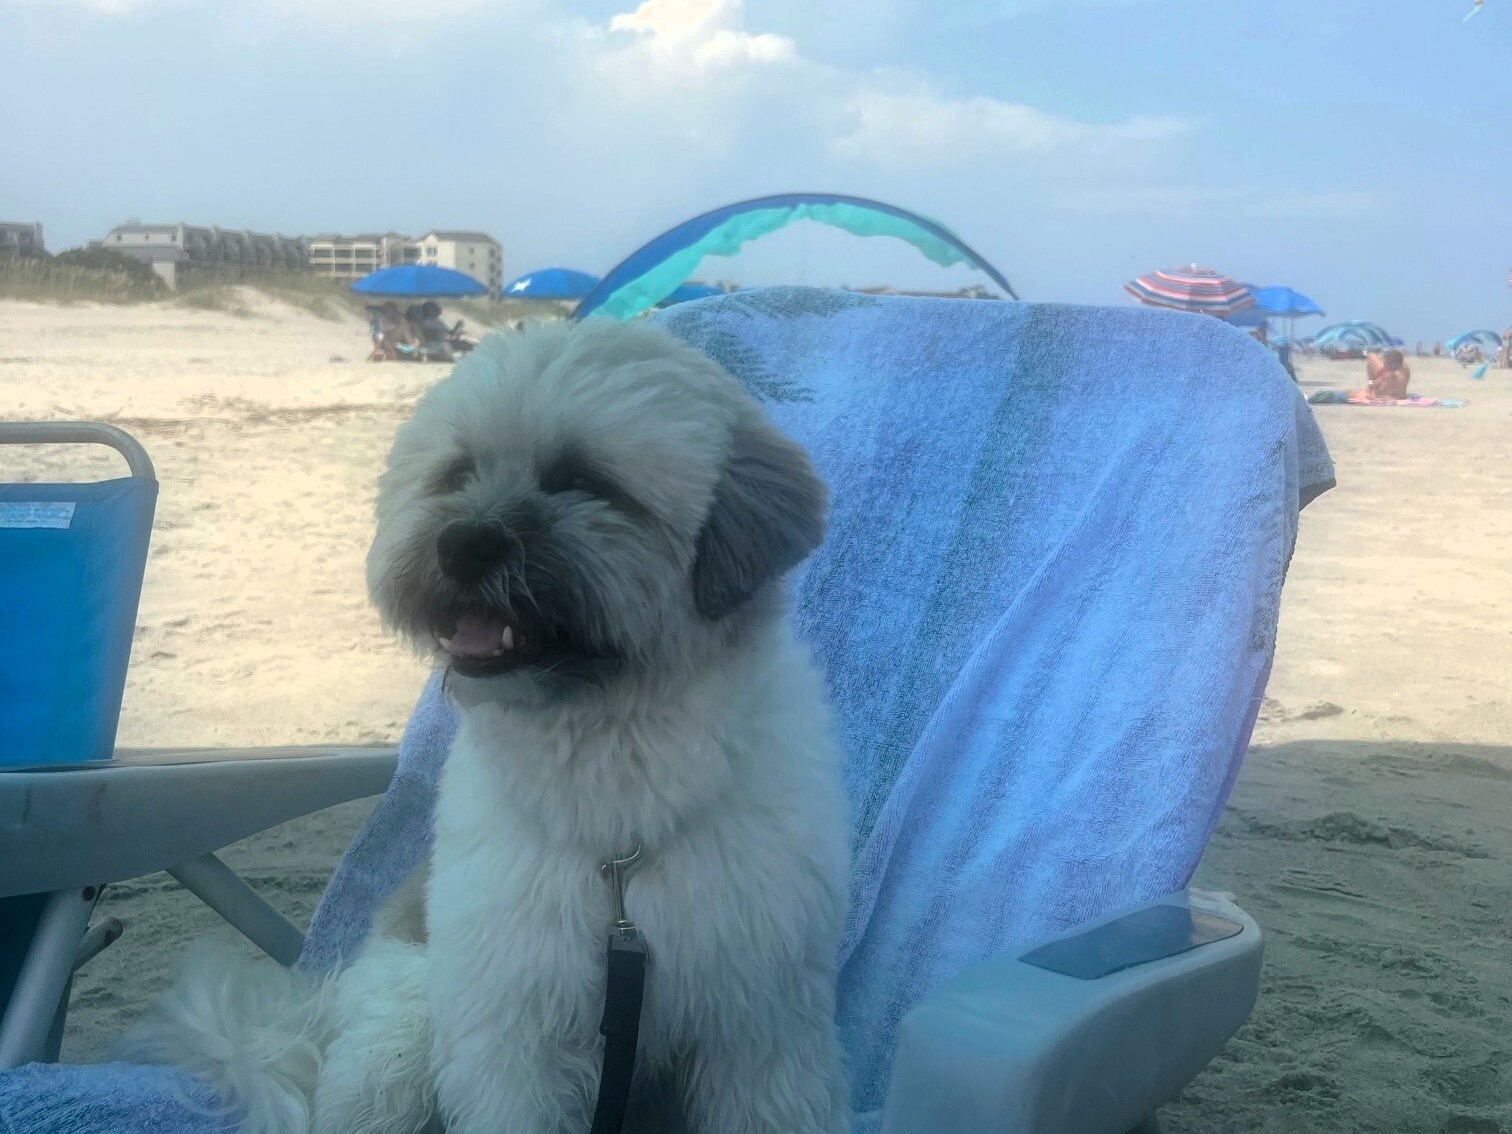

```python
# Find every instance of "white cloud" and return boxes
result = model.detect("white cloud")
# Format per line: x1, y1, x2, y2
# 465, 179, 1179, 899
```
831, 86, 1193, 168
11, 0, 1200, 261
576, 0, 1187, 171
607, 0, 796, 74
17, 0, 1191, 175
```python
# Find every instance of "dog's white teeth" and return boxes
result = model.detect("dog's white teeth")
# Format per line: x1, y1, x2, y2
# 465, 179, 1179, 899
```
438, 637, 453, 652
501, 625, 515, 650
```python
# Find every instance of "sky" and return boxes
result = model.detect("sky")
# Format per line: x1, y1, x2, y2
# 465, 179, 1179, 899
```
3, 0, 1510, 340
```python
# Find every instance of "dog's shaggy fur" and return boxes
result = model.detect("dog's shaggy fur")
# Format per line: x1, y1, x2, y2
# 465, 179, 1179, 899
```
125, 320, 851, 1134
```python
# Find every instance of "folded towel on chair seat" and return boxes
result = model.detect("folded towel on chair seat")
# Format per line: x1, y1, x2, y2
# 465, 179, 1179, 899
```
0, 289, 1333, 1133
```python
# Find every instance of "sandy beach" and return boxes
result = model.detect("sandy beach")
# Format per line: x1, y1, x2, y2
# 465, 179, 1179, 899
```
3, 295, 1510, 1132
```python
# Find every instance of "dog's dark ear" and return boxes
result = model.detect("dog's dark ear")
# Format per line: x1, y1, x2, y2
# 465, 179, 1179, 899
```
692, 420, 827, 620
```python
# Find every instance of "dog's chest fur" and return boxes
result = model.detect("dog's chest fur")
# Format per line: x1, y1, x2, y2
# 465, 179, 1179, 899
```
425, 623, 849, 1092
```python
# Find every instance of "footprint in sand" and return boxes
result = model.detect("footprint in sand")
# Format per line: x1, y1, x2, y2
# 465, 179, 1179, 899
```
1259, 699, 1345, 724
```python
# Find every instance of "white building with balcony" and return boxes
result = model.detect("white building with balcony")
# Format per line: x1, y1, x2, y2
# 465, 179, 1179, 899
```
305, 232, 419, 281
415, 230, 503, 296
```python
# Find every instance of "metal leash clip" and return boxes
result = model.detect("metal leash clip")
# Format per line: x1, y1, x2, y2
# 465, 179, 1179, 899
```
600, 845, 645, 939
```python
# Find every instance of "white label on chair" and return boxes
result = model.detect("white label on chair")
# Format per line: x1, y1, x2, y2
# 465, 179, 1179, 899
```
0, 502, 76, 529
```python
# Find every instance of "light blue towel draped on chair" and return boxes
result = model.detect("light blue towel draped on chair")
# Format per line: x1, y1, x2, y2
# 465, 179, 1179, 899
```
0, 289, 1333, 1133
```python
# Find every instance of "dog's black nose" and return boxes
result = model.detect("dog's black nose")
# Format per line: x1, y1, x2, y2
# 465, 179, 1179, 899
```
437, 521, 511, 582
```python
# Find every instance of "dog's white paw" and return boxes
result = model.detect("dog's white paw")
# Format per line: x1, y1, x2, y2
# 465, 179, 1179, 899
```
313, 938, 437, 1134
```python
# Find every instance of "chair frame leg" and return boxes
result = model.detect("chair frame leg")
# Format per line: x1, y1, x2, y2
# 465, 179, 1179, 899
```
41, 975, 72, 1063
73, 917, 124, 971
0, 886, 98, 1068
167, 852, 305, 966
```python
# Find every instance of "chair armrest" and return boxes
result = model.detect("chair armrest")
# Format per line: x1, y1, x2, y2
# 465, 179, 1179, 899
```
0, 747, 397, 898
879, 889, 1262, 1134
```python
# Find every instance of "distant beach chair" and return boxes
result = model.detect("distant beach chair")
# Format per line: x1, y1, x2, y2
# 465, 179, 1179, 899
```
0, 293, 1334, 1134
0, 423, 395, 1071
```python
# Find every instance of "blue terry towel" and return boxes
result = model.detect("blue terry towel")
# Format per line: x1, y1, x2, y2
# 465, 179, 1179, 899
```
0, 289, 1332, 1133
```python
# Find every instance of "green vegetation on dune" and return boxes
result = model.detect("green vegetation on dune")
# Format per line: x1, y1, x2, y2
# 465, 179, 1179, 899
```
0, 260, 571, 331
0, 253, 166, 302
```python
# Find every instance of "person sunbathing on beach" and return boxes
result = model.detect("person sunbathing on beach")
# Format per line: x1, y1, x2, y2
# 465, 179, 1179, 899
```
370, 301, 420, 361
1363, 349, 1411, 400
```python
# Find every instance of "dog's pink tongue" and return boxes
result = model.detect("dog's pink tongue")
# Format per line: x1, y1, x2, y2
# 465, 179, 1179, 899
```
447, 612, 507, 658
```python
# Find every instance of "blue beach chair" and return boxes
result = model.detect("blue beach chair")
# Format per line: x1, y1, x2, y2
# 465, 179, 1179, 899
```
0, 423, 397, 1070
0, 290, 1334, 1133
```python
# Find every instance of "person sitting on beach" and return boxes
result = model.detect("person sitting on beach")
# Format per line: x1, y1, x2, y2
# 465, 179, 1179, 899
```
1455, 343, 1482, 367
371, 301, 419, 361
1364, 349, 1411, 400
418, 301, 450, 344
1276, 339, 1297, 383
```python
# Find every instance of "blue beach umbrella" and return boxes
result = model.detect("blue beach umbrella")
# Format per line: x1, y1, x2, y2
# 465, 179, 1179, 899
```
1314, 322, 1397, 350
503, 268, 601, 301
1246, 286, 1324, 319
1242, 285, 1324, 342
350, 265, 488, 298
1225, 305, 1269, 329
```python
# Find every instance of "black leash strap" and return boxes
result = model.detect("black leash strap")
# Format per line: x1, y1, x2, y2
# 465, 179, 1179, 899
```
590, 848, 648, 1134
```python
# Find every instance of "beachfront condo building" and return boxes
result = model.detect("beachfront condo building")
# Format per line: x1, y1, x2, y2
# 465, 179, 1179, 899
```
96, 223, 307, 289
305, 232, 419, 281
88, 222, 502, 294
0, 222, 46, 259
415, 230, 504, 296
307, 230, 503, 296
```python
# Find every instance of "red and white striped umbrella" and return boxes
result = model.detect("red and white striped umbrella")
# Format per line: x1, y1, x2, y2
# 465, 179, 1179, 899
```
1124, 265, 1255, 318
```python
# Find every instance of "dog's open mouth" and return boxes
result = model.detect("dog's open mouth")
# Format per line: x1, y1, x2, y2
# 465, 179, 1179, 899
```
438, 611, 540, 677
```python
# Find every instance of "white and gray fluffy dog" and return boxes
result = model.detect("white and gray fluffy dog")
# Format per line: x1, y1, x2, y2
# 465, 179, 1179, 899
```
125, 320, 851, 1134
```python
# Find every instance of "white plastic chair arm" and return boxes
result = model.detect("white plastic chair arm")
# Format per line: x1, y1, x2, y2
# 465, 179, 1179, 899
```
879, 889, 1262, 1134
0, 747, 397, 898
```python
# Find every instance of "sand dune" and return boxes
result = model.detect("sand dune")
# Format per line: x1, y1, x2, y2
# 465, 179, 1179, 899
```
2, 298, 1509, 1131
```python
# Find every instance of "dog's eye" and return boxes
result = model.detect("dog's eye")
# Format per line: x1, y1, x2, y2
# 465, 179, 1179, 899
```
539, 451, 644, 517
438, 457, 475, 493
540, 456, 606, 499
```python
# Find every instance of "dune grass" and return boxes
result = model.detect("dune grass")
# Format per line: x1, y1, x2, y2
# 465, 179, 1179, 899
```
0, 259, 571, 331
0, 256, 166, 303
